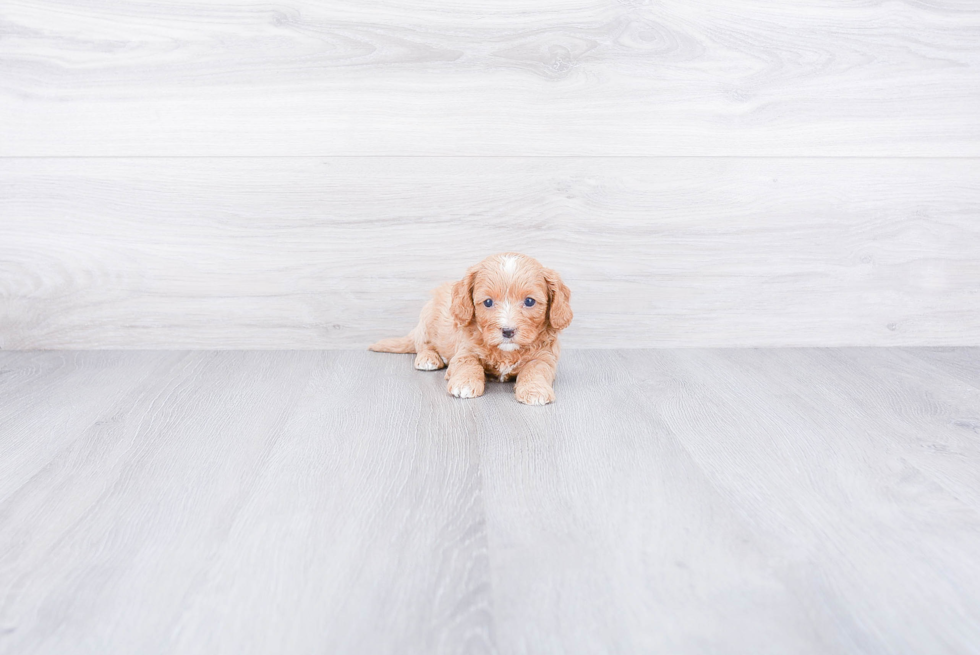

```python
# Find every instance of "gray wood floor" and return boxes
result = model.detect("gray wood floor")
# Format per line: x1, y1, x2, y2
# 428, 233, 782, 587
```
2, 348, 979, 655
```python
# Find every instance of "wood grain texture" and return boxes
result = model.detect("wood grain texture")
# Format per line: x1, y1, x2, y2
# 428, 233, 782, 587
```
612, 348, 980, 654
2, 157, 978, 349
0, 351, 493, 655
905, 346, 980, 390
2, 348, 980, 654
1, 0, 978, 156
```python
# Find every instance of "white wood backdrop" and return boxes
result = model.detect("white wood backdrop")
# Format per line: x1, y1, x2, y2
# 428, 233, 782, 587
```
1, 0, 979, 348
2, 0, 979, 156
2, 158, 978, 349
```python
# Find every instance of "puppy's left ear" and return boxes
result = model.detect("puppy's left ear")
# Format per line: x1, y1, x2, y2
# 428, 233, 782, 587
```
450, 267, 478, 328
544, 268, 572, 331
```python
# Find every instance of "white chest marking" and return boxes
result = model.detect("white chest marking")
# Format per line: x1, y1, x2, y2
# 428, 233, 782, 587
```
498, 363, 516, 381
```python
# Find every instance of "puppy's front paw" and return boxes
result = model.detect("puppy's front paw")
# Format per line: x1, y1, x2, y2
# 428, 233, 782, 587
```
515, 383, 555, 406
415, 351, 445, 371
448, 377, 485, 399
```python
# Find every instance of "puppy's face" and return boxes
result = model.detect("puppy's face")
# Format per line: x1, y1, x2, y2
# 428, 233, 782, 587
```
451, 254, 572, 352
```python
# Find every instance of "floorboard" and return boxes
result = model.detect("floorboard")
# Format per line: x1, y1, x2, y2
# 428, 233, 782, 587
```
1, 348, 979, 654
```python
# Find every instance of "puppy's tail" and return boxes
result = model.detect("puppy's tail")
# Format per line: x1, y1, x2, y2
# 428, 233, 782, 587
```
368, 333, 416, 354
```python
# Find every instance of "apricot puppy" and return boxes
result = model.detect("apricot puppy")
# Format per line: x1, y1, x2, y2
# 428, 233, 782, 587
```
369, 253, 572, 405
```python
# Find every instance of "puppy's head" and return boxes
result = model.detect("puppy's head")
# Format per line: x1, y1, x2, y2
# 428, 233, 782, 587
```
451, 253, 572, 352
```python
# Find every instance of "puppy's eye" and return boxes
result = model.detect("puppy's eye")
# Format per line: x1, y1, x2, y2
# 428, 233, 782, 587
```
524, 297, 536, 307
483, 299, 493, 308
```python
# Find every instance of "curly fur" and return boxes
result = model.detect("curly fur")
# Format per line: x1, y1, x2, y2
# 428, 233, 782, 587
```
370, 253, 572, 405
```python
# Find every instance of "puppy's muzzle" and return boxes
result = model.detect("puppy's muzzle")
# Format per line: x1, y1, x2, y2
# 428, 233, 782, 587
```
501, 327, 516, 339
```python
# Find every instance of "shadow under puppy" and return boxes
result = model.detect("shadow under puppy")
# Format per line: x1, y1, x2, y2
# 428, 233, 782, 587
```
370, 253, 572, 405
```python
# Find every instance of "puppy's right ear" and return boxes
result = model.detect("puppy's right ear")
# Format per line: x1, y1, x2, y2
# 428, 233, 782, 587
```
544, 268, 573, 331
450, 268, 477, 328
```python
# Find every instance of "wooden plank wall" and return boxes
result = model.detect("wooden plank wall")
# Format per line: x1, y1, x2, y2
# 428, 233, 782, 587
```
1, 0, 978, 348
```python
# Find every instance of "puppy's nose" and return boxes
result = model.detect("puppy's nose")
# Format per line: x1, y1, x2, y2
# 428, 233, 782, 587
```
501, 327, 516, 339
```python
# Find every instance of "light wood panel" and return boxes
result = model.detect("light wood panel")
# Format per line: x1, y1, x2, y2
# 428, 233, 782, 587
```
2, 157, 978, 349
477, 352, 828, 654
629, 348, 980, 653
2, 348, 979, 653
479, 348, 980, 654
1, 0, 978, 156
0, 350, 493, 655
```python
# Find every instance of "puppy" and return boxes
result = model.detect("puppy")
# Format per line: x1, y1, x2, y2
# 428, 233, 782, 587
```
370, 253, 572, 405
